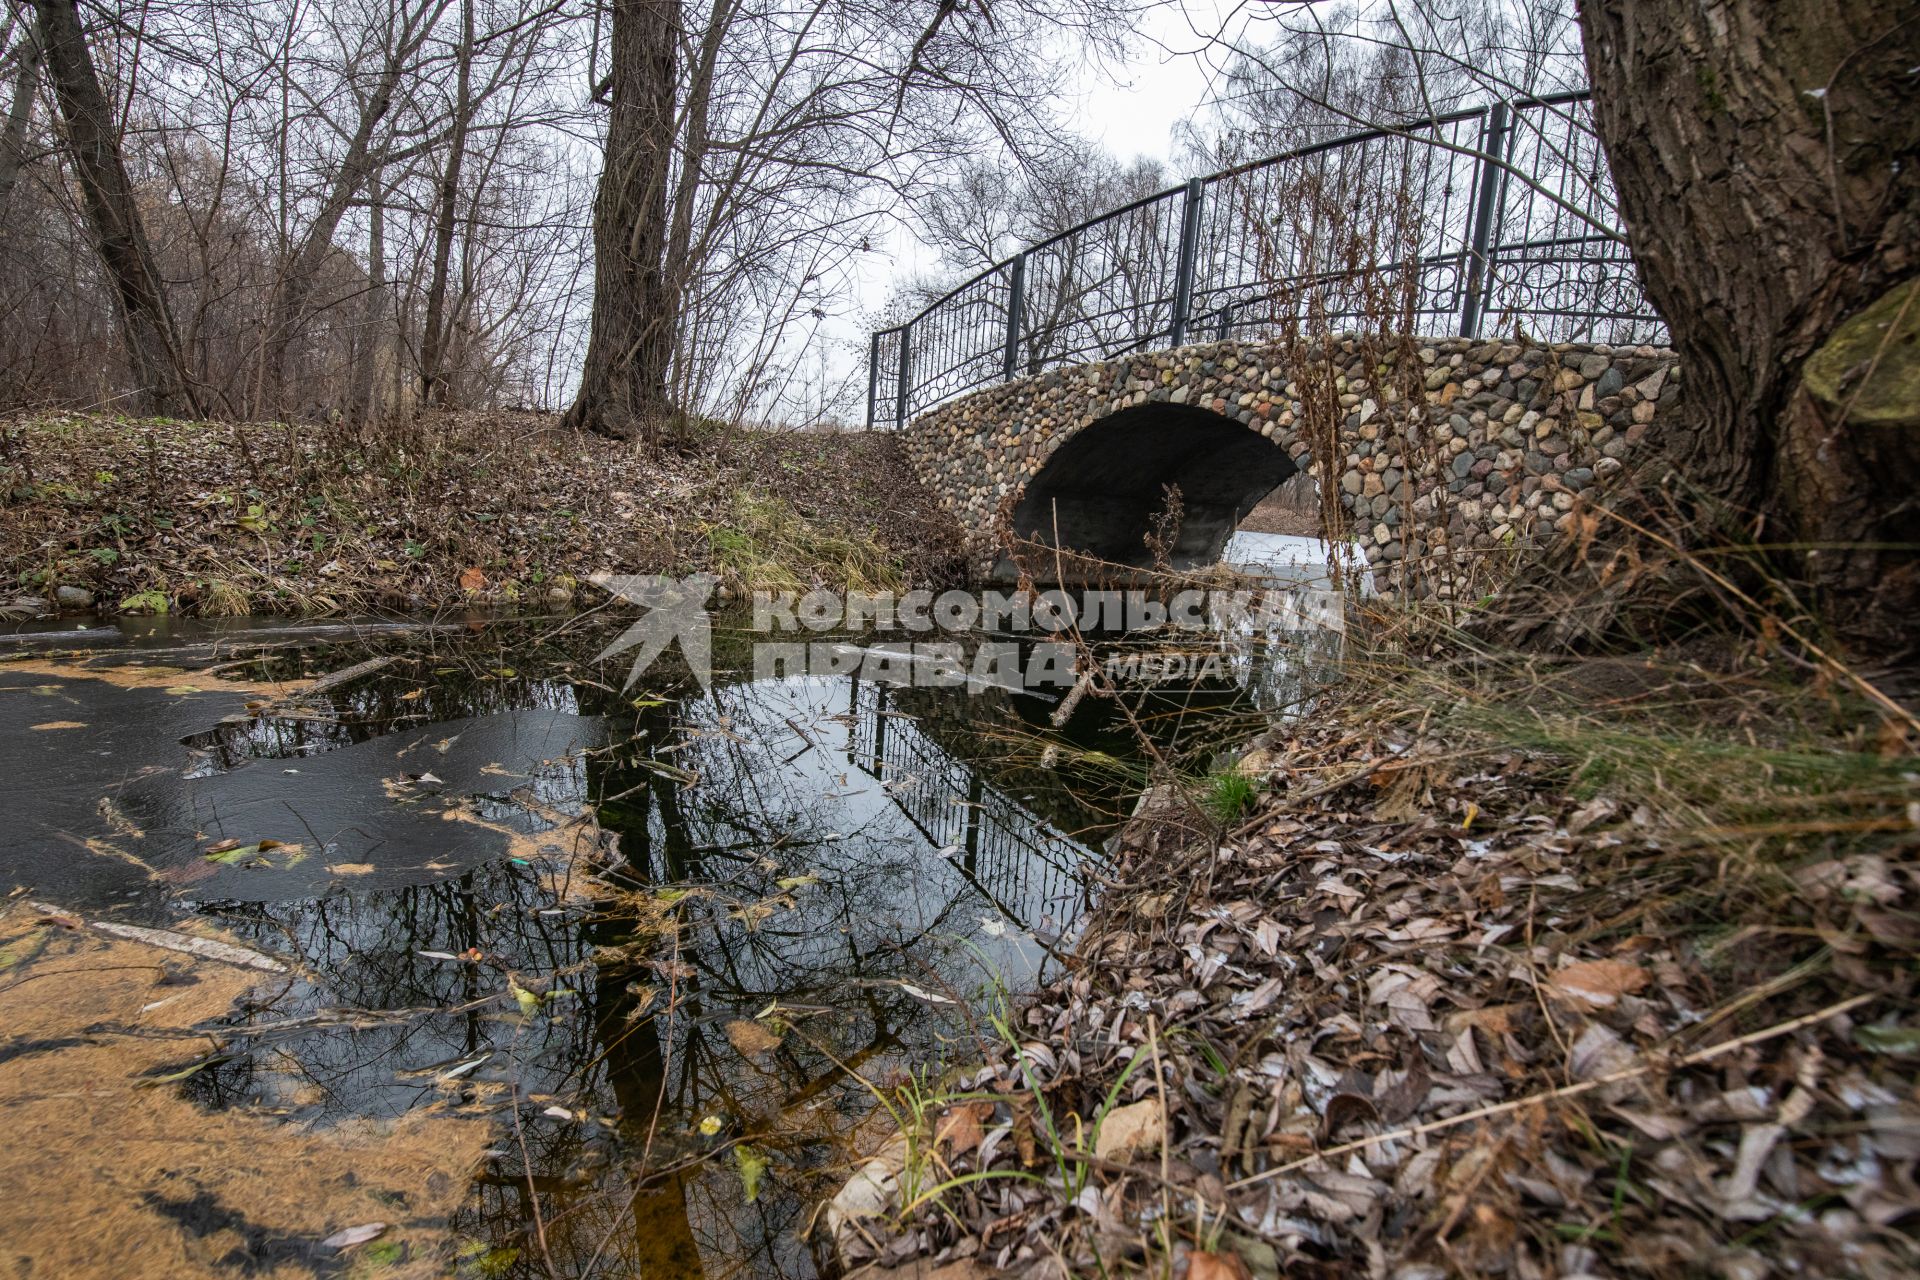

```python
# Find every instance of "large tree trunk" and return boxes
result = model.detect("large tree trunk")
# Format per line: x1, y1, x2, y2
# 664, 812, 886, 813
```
1576, 0, 1920, 655
563, 0, 679, 442
34, 0, 201, 418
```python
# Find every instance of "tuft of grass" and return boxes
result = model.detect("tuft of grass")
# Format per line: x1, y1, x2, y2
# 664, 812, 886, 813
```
703, 490, 904, 597
198, 577, 253, 617
1200, 767, 1258, 827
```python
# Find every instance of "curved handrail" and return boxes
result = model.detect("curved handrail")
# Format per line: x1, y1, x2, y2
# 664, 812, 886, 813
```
868, 91, 1664, 428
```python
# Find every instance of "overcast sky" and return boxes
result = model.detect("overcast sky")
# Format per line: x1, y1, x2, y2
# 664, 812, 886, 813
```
830, 3, 1236, 419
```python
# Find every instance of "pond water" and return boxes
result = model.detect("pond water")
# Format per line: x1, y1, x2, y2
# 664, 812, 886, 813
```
0, 607, 1330, 1278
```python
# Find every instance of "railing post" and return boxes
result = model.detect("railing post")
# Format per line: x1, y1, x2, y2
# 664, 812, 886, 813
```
894, 323, 913, 429
1002, 253, 1026, 382
1169, 177, 1205, 348
1460, 100, 1510, 339
866, 331, 880, 429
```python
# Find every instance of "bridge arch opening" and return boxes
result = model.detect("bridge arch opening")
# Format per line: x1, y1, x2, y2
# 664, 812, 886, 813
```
1004, 401, 1299, 576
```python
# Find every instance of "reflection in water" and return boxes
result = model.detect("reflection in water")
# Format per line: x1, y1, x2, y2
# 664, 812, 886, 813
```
0, 604, 1334, 1277
173, 633, 1133, 1278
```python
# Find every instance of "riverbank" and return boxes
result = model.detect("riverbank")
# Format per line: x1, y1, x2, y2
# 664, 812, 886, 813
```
0, 411, 964, 616
834, 627, 1919, 1279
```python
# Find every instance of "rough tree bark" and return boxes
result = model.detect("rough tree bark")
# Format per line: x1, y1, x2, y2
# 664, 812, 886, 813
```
1569, 0, 1920, 656
34, 0, 201, 417
563, 0, 679, 442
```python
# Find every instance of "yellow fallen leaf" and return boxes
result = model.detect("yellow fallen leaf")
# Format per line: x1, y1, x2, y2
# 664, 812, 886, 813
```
31, 721, 86, 730
734, 1144, 769, 1203
1093, 1098, 1164, 1161
327, 863, 376, 876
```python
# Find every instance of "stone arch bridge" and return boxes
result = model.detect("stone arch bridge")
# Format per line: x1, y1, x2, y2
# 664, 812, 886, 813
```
900, 335, 1679, 596
869, 93, 1681, 595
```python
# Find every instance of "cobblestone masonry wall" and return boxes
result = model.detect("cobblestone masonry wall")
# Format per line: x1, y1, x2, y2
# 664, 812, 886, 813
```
900, 336, 1681, 597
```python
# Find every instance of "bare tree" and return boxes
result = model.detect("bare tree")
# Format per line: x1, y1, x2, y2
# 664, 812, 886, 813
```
565, 0, 1144, 440
0, 12, 40, 207
33, 0, 201, 415
563, 0, 679, 441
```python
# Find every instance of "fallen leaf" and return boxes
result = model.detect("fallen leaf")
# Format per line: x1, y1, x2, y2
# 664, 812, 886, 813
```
734, 1144, 769, 1203
459, 567, 487, 592
1188, 1250, 1251, 1280
1550, 959, 1649, 1008
1093, 1098, 1164, 1161
1375, 1062, 1432, 1123
1854, 1023, 1920, 1057
936, 1101, 993, 1156
1568, 1022, 1636, 1082
1321, 1091, 1380, 1141
30, 721, 86, 731
319, 1223, 388, 1251
327, 863, 375, 876
726, 1019, 782, 1056
1012, 1105, 1038, 1167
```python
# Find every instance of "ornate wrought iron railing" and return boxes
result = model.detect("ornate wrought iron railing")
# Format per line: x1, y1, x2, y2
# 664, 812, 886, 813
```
866, 91, 1664, 429
846, 678, 1093, 933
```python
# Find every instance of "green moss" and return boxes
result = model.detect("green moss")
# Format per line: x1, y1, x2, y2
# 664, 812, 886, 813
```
1801, 277, 1920, 427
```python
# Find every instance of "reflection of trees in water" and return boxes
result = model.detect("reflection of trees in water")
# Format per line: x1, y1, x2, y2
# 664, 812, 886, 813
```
165, 615, 1324, 1276
187, 642, 585, 771
181, 653, 1102, 1279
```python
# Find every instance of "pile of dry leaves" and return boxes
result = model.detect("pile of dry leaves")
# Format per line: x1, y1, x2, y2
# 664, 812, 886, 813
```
840, 712, 1919, 1279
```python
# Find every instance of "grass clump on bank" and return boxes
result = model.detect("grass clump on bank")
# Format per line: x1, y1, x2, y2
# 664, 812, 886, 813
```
704, 490, 906, 598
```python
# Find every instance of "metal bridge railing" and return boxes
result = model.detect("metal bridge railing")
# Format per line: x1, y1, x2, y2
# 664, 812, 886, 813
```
867, 91, 1665, 430
847, 679, 1092, 933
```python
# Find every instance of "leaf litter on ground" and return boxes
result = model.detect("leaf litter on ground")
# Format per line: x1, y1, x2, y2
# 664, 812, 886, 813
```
842, 706, 1919, 1279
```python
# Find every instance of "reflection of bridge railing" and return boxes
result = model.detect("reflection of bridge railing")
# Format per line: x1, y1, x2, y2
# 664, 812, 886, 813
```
868, 91, 1666, 429
847, 678, 1092, 933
